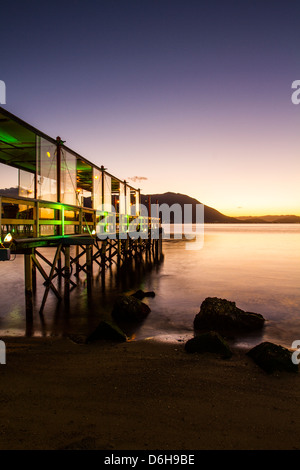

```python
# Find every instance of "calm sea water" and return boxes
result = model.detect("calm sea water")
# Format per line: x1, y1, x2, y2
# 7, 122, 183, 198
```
0, 224, 299, 350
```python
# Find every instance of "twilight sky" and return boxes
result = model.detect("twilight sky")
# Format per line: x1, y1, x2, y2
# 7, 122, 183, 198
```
1, 0, 299, 216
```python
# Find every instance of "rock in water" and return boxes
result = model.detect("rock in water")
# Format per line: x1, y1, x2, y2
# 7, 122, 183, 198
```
194, 297, 265, 333
132, 289, 155, 300
185, 331, 233, 359
111, 294, 151, 323
247, 341, 298, 374
86, 320, 127, 343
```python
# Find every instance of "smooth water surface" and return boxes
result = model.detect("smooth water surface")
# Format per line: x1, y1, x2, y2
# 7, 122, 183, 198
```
0, 224, 299, 349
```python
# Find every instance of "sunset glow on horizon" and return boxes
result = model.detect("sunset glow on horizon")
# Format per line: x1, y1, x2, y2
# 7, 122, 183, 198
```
1, 0, 299, 218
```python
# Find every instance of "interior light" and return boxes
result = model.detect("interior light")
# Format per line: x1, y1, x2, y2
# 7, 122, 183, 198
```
4, 233, 12, 243
91, 229, 96, 235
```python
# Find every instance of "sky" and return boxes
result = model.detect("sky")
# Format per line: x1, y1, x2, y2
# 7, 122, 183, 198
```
1, 0, 299, 216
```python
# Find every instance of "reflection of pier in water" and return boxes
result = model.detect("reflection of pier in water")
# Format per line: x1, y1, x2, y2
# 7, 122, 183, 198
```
0, 106, 163, 333
23, 235, 164, 338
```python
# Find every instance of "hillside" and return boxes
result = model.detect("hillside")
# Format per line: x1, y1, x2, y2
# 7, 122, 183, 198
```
236, 216, 271, 224
272, 215, 300, 223
141, 192, 240, 223
0, 187, 19, 196
238, 215, 300, 223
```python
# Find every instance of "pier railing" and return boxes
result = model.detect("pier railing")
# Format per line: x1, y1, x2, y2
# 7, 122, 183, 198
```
0, 195, 160, 241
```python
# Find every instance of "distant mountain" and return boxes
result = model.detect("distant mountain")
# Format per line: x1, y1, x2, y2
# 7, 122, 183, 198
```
0, 186, 18, 196
236, 216, 271, 224
272, 215, 300, 223
238, 215, 300, 223
141, 192, 240, 223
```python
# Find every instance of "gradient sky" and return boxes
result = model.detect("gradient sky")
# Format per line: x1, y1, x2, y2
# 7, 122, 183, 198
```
1, 0, 299, 216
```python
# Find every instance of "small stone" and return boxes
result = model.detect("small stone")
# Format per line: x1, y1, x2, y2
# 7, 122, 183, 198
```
112, 294, 151, 323
247, 341, 298, 374
85, 320, 127, 343
185, 331, 233, 359
132, 289, 155, 300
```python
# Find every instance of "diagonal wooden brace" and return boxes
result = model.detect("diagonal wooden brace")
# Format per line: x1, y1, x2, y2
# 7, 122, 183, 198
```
32, 244, 63, 314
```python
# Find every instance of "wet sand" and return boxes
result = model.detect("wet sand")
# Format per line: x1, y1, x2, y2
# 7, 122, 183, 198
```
0, 336, 299, 450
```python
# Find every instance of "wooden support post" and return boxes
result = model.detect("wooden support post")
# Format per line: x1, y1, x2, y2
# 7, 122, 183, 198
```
125, 234, 129, 260
56, 137, 62, 204
86, 244, 93, 290
56, 136, 62, 236
108, 239, 112, 264
138, 236, 143, 260
36, 201, 40, 238
75, 245, 80, 277
100, 240, 106, 288
24, 252, 33, 323
79, 208, 83, 235
117, 238, 121, 268
64, 245, 71, 302
57, 251, 62, 288
32, 249, 37, 293
155, 239, 159, 262
100, 240, 106, 266
159, 226, 163, 260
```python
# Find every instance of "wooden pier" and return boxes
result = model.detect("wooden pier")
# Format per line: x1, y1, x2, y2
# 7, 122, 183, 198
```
0, 107, 163, 321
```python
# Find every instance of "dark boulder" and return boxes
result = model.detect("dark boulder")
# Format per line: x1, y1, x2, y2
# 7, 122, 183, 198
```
86, 320, 127, 343
185, 331, 233, 359
67, 334, 86, 344
111, 294, 151, 323
247, 341, 298, 374
132, 289, 155, 300
194, 297, 265, 333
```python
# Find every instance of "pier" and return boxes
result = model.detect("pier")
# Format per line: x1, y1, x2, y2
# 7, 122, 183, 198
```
0, 107, 163, 321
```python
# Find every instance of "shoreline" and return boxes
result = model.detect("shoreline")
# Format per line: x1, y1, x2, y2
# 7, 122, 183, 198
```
0, 335, 299, 450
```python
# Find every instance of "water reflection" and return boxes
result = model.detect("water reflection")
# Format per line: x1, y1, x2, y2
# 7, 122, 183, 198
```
0, 224, 299, 350
0, 245, 163, 339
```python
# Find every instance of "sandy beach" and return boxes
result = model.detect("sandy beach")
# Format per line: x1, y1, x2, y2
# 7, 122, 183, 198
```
0, 335, 299, 451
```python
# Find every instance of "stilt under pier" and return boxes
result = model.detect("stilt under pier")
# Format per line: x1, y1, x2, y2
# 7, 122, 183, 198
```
17, 229, 163, 319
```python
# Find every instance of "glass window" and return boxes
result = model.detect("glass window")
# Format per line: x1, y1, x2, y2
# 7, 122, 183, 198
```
103, 173, 111, 209
93, 168, 102, 210
135, 190, 140, 216
37, 136, 57, 202
0, 163, 19, 196
119, 182, 125, 214
125, 185, 131, 215
19, 169, 35, 198
77, 159, 93, 207
60, 149, 77, 206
